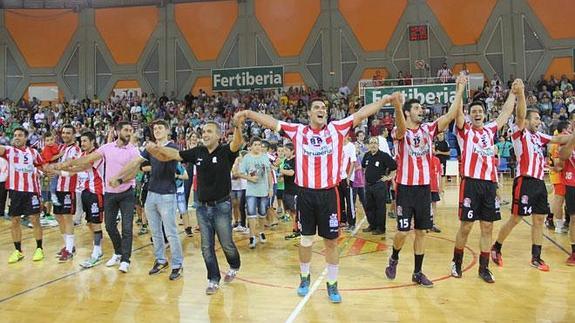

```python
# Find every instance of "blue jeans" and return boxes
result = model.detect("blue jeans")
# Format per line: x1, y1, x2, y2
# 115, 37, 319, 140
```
145, 192, 184, 269
196, 199, 241, 283
246, 196, 269, 217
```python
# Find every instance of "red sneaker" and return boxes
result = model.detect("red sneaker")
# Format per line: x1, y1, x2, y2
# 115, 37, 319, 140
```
58, 249, 74, 262
566, 254, 575, 266
531, 258, 550, 272
490, 247, 503, 267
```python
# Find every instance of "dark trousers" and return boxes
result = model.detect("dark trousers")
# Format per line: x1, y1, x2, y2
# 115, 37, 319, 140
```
0, 182, 7, 217
365, 181, 387, 232
240, 190, 247, 227
353, 186, 367, 212
104, 188, 136, 263
338, 180, 355, 226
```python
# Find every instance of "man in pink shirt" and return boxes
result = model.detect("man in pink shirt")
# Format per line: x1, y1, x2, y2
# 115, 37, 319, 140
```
55, 121, 140, 273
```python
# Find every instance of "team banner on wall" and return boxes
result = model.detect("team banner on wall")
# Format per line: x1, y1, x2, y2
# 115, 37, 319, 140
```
364, 83, 466, 106
212, 66, 284, 91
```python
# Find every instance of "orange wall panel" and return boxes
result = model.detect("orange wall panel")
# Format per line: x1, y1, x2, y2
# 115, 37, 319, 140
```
339, 0, 407, 52
284, 72, 305, 86
427, 0, 497, 45
255, 0, 320, 57
114, 80, 141, 89
361, 68, 389, 80
5, 9, 78, 68
95, 7, 158, 65
175, 1, 238, 61
545, 57, 574, 80
192, 77, 213, 96
527, 0, 575, 39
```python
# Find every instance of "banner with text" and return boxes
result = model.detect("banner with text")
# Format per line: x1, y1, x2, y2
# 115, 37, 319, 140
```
212, 66, 284, 91
364, 83, 466, 106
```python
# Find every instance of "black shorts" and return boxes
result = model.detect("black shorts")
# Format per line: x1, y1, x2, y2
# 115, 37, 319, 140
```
8, 190, 41, 217
396, 184, 432, 231
53, 191, 76, 215
297, 187, 340, 239
283, 193, 297, 212
276, 189, 284, 200
82, 190, 104, 224
431, 192, 441, 202
512, 176, 549, 216
459, 178, 500, 222
565, 186, 575, 216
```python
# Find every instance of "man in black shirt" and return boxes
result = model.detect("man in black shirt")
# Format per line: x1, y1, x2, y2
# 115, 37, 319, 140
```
146, 117, 244, 295
281, 144, 299, 239
434, 132, 450, 177
362, 137, 397, 235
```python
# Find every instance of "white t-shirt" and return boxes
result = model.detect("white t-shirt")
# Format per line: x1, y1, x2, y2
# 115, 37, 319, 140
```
378, 135, 391, 155
340, 142, 357, 181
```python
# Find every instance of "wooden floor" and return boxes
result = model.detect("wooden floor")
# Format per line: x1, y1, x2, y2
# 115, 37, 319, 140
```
0, 178, 574, 322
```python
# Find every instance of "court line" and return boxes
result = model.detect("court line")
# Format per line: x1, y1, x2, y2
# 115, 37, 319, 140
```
285, 216, 367, 323
520, 218, 570, 255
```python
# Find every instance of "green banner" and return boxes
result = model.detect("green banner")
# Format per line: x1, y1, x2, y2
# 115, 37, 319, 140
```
212, 66, 284, 91
364, 83, 466, 106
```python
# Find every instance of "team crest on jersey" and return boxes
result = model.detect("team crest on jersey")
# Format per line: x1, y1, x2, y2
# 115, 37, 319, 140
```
396, 206, 403, 216
521, 195, 529, 204
329, 213, 339, 228
91, 203, 99, 214
303, 135, 333, 157
463, 197, 471, 208
64, 194, 72, 206
31, 195, 39, 206
309, 136, 324, 147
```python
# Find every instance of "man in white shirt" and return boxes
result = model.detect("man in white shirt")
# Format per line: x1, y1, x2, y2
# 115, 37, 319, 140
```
339, 135, 357, 231
378, 128, 391, 155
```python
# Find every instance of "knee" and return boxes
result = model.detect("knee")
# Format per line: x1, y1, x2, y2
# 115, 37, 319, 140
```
300, 235, 314, 248
414, 229, 426, 238
459, 223, 473, 235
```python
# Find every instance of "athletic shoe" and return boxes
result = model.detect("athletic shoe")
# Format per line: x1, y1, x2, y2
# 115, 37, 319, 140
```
106, 254, 122, 267
32, 248, 44, 262
566, 253, 575, 266
185, 227, 193, 237
451, 261, 462, 278
297, 274, 310, 296
80, 254, 103, 269
478, 268, 495, 283
344, 225, 355, 233
555, 226, 569, 234
233, 225, 249, 233
545, 218, 555, 230
388, 211, 396, 219
362, 226, 374, 233
149, 260, 168, 275
412, 272, 433, 287
205, 281, 219, 295
56, 246, 76, 258
8, 250, 24, 264
259, 232, 267, 243
118, 261, 130, 273
285, 231, 301, 240
490, 247, 503, 267
58, 249, 73, 262
138, 225, 149, 235
135, 218, 142, 225
326, 282, 342, 303
531, 258, 550, 272
249, 237, 257, 249
372, 229, 385, 235
224, 269, 238, 283
430, 226, 441, 233
169, 268, 183, 281
385, 258, 398, 280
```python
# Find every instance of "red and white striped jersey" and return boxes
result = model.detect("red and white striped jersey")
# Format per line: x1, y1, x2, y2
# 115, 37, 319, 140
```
57, 144, 81, 192
279, 115, 354, 189
2, 146, 44, 193
76, 151, 105, 195
392, 121, 438, 186
457, 122, 498, 182
563, 152, 575, 187
511, 125, 552, 180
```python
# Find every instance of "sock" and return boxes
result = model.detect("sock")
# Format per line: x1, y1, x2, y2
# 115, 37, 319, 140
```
494, 241, 503, 253
479, 251, 490, 270
62, 233, 66, 245
453, 247, 464, 263
572, 244, 575, 254
65, 234, 74, 252
531, 244, 542, 259
327, 264, 339, 284
36, 239, 43, 249
14, 241, 22, 252
94, 230, 103, 246
414, 254, 424, 273
391, 247, 401, 260
300, 262, 310, 276
554, 219, 564, 228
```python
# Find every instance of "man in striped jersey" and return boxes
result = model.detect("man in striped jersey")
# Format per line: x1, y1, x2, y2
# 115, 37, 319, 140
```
385, 75, 467, 287
53, 125, 82, 262
491, 86, 571, 271
236, 93, 402, 303
52, 131, 106, 269
1, 128, 46, 264
451, 79, 520, 283
559, 132, 575, 265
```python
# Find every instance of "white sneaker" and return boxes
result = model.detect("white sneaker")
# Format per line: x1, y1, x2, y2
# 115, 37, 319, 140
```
249, 236, 257, 249
259, 232, 267, 243
105, 254, 122, 267
555, 226, 569, 234
119, 261, 130, 273
233, 225, 244, 232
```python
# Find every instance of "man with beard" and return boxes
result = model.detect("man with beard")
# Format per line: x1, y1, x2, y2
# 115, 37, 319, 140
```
55, 121, 140, 273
